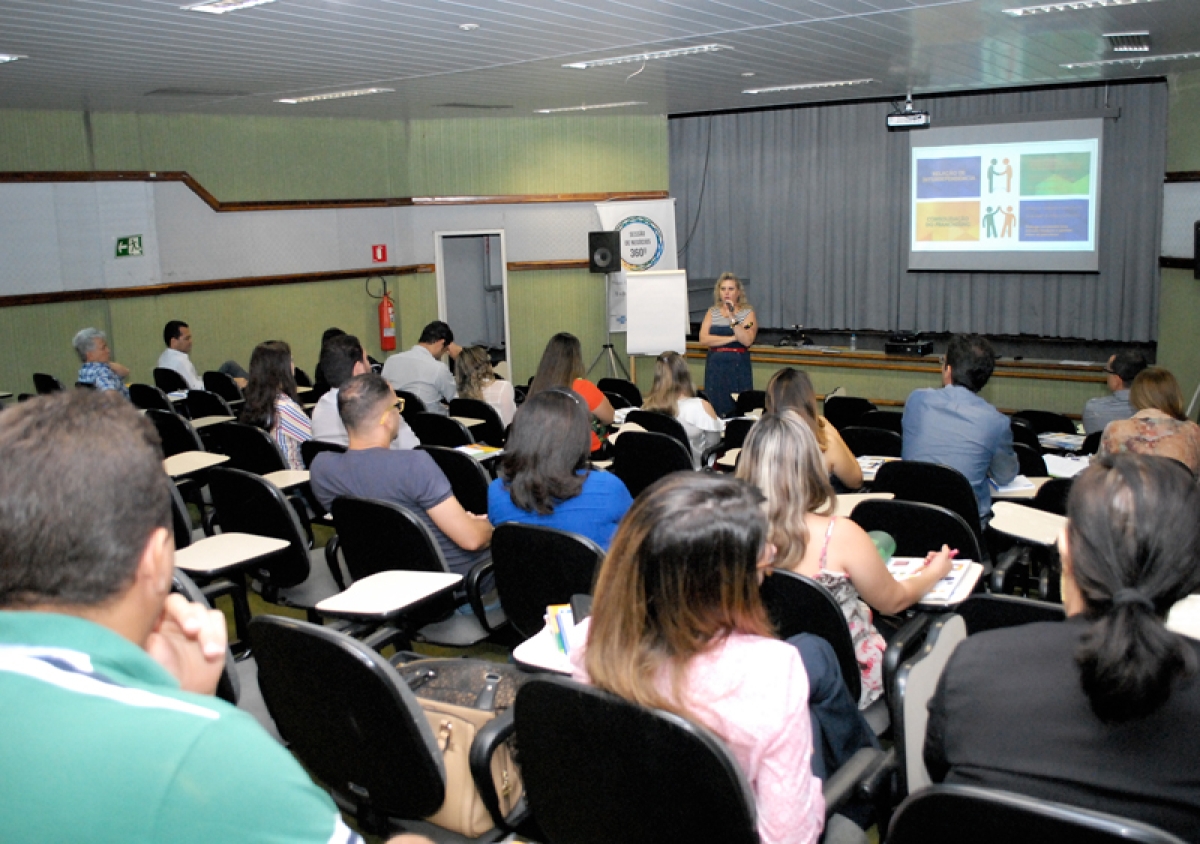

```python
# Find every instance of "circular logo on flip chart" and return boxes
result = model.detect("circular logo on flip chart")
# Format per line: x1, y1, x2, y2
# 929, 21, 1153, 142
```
617, 215, 664, 271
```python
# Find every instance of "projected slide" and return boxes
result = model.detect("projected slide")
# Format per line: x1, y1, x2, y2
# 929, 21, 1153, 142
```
908, 119, 1102, 272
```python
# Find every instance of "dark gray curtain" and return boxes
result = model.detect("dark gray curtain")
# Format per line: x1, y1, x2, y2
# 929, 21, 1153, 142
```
670, 81, 1167, 342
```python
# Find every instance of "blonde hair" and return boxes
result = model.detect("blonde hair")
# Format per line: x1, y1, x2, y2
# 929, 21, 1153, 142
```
1130, 367, 1186, 421
642, 351, 697, 417
765, 368, 828, 450
711, 272, 748, 310
454, 345, 494, 401
736, 410, 835, 571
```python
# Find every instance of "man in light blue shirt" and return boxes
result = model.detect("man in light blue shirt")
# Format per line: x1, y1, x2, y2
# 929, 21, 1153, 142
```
1082, 350, 1147, 435
902, 334, 1019, 526
380, 321, 461, 415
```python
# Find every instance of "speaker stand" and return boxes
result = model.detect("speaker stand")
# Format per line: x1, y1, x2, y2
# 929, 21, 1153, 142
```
587, 272, 630, 381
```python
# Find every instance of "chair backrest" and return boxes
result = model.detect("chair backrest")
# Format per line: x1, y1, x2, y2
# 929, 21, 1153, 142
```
849, 499, 984, 564
153, 366, 190, 393
184, 389, 233, 420
168, 480, 197, 550
204, 421, 288, 475
886, 784, 1189, 844
249, 615, 446, 827
172, 569, 241, 705
872, 460, 983, 542
733, 389, 767, 416
74, 381, 96, 390
33, 372, 66, 394
514, 675, 759, 844
890, 613, 968, 795
626, 409, 691, 455
146, 408, 204, 458
416, 444, 490, 516
841, 426, 903, 458
1080, 430, 1102, 455
722, 417, 755, 450
206, 467, 311, 589
596, 377, 642, 408
1031, 476, 1073, 515
823, 395, 875, 430
407, 412, 473, 448
602, 391, 632, 410
301, 438, 346, 470
490, 524, 605, 641
954, 593, 1065, 636
447, 397, 506, 447
129, 383, 175, 413
1012, 442, 1047, 477
1012, 409, 1077, 435
293, 366, 313, 387
608, 431, 693, 499
330, 496, 450, 580
1009, 417, 1042, 452
760, 569, 861, 704
857, 409, 904, 434
395, 389, 427, 420
202, 370, 244, 405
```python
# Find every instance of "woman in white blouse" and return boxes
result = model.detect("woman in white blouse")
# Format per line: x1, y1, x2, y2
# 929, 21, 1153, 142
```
641, 350, 724, 469
454, 345, 517, 427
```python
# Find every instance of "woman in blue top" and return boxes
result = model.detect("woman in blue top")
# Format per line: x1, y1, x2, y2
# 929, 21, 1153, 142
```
488, 388, 632, 550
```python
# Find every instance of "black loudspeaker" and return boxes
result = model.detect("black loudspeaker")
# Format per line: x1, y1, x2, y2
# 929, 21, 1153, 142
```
588, 230, 621, 274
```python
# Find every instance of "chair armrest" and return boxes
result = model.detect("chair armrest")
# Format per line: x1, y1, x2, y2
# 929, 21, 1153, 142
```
882, 613, 934, 698
465, 559, 499, 633
990, 544, 1031, 594
822, 747, 893, 819
362, 624, 413, 654
323, 534, 346, 592
468, 708, 528, 831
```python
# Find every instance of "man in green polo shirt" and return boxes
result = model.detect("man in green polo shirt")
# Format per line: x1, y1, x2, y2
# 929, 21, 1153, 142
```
0, 391, 425, 844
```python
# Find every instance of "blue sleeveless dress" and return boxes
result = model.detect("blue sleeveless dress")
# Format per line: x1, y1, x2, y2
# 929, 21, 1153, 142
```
704, 306, 752, 417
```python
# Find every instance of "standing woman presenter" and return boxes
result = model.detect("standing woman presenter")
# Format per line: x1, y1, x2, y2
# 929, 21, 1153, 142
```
700, 272, 758, 417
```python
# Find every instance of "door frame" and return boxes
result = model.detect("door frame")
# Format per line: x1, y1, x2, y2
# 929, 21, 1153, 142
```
434, 229, 513, 375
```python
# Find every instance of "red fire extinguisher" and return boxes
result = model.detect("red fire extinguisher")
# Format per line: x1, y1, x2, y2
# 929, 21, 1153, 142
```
378, 291, 396, 351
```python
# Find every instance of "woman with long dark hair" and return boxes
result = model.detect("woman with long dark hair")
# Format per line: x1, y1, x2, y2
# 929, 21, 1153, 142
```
488, 389, 631, 549
527, 332, 614, 454
240, 340, 310, 470
765, 367, 862, 490
925, 453, 1200, 839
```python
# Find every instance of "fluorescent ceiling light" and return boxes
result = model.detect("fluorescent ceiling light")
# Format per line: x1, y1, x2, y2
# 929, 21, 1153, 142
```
276, 87, 394, 104
1061, 50, 1200, 68
0, 54, 26, 63
184, 0, 276, 13
564, 44, 730, 70
1003, 0, 1160, 16
535, 101, 646, 114
743, 78, 874, 95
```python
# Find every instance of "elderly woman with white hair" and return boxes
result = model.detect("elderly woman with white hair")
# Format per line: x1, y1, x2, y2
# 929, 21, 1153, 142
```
73, 327, 131, 399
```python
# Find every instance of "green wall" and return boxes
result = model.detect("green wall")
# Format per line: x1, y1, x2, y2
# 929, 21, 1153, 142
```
0, 109, 668, 394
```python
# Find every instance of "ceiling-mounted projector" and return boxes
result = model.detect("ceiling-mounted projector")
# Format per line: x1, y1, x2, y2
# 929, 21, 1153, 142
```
887, 93, 930, 130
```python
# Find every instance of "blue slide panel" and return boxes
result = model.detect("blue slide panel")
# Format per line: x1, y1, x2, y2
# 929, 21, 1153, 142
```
1019, 199, 1089, 242
916, 157, 981, 199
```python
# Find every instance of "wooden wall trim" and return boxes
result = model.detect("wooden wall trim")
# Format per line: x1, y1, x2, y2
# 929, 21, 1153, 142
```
1161, 257, 1196, 271
1165, 171, 1200, 183
0, 171, 667, 211
507, 259, 591, 272
0, 265, 433, 308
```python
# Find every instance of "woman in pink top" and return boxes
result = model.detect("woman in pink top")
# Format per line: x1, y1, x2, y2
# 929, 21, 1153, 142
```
571, 472, 825, 844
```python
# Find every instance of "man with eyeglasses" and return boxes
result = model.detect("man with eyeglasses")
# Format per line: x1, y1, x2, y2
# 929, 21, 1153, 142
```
1082, 350, 1148, 435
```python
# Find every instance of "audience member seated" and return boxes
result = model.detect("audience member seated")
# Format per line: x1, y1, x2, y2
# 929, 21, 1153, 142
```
310, 373, 490, 577
901, 333, 1018, 527
527, 332, 614, 456
454, 345, 516, 428
0, 390, 402, 844
239, 340, 311, 471
311, 333, 417, 450
488, 389, 631, 550
73, 327, 130, 399
1099, 366, 1200, 475
1082, 349, 1147, 435
766, 367, 862, 490
640, 351, 724, 469
380, 320, 460, 415
925, 454, 1200, 841
312, 327, 345, 392
571, 473, 829, 844
737, 411, 952, 708
158, 320, 247, 391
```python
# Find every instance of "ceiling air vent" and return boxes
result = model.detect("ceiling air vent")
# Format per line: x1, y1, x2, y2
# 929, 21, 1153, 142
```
144, 88, 248, 97
434, 103, 514, 110
1104, 31, 1150, 52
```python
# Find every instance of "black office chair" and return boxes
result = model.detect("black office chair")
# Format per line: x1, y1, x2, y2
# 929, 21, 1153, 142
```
171, 569, 243, 706
1080, 430, 1103, 455
849, 499, 984, 566
733, 389, 766, 417
1029, 476, 1072, 515
395, 389, 427, 421
872, 460, 983, 550
324, 496, 504, 647
204, 421, 289, 475
153, 366, 190, 393
1013, 442, 1048, 477
33, 373, 66, 394
1012, 409, 1076, 435
1009, 417, 1042, 452
954, 593, 1065, 636
823, 395, 876, 430
250, 615, 523, 840
417, 444, 491, 516
301, 438, 346, 470
885, 784, 1187, 844
721, 417, 755, 450
146, 408, 205, 457
129, 383, 176, 414
625, 409, 691, 456
596, 377, 642, 408
841, 426, 903, 458
490, 524, 604, 642
448, 398, 506, 448
203, 370, 244, 408
183, 389, 234, 420
408, 412, 474, 448
857, 410, 904, 434
608, 431, 693, 499
292, 367, 313, 388
602, 391, 632, 410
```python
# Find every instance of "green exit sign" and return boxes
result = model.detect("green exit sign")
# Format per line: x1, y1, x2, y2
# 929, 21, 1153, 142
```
115, 235, 144, 258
